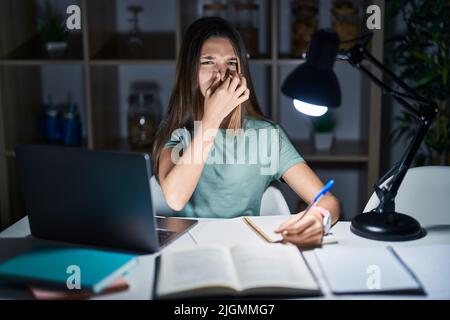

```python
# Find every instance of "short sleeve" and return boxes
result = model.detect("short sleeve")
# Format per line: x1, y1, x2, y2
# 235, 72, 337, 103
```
272, 125, 305, 181
163, 127, 191, 149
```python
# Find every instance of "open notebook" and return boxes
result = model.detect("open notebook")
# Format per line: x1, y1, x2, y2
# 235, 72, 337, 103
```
189, 215, 337, 247
243, 216, 338, 245
155, 244, 321, 299
315, 246, 425, 295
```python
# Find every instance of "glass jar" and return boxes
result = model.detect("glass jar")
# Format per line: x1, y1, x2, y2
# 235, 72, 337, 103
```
291, 0, 319, 58
202, 1, 228, 19
331, 0, 359, 50
127, 5, 144, 58
234, 1, 259, 58
127, 82, 162, 149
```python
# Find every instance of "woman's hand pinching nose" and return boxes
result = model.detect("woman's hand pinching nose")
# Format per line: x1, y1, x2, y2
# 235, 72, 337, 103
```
202, 70, 249, 126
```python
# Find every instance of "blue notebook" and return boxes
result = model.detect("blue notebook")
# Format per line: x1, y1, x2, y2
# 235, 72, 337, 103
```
0, 247, 137, 293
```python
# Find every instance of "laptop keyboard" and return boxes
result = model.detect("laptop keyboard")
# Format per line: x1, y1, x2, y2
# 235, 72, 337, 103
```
157, 229, 176, 245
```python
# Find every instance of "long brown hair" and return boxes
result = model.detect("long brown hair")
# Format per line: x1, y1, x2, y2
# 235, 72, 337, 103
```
152, 17, 270, 180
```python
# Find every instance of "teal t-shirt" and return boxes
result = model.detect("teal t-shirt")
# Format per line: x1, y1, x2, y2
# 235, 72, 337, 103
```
163, 116, 305, 218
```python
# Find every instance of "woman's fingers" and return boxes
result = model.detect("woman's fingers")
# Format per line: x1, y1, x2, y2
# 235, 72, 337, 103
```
283, 226, 323, 244
275, 211, 307, 233
234, 82, 248, 98
235, 89, 250, 105
206, 73, 221, 97
283, 216, 315, 236
274, 215, 299, 233
239, 75, 247, 89
234, 75, 247, 94
218, 74, 232, 91
228, 73, 241, 92
207, 71, 249, 119
280, 213, 324, 246
288, 223, 319, 239
283, 230, 322, 247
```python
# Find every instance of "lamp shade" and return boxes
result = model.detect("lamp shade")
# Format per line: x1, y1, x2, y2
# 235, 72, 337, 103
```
281, 29, 342, 109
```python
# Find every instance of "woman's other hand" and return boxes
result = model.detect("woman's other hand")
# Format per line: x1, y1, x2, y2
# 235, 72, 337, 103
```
274, 209, 324, 247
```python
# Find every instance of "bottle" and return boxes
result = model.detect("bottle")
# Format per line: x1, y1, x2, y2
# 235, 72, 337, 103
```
331, 0, 359, 49
42, 95, 63, 143
291, 0, 319, 58
127, 82, 162, 149
61, 102, 82, 146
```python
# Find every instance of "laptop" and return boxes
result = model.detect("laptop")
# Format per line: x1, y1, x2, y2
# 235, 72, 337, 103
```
15, 144, 197, 253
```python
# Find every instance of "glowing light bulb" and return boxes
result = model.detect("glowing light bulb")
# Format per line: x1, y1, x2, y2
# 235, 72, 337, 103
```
293, 99, 328, 117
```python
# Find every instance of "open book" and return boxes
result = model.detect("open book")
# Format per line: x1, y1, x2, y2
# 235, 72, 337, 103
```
155, 244, 321, 299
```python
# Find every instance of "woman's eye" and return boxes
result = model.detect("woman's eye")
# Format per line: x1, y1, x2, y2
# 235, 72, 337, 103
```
228, 61, 238, 66
201, 61, 213, 65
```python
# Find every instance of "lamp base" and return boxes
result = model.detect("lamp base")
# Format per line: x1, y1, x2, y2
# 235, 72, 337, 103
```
351, 212, 424, 241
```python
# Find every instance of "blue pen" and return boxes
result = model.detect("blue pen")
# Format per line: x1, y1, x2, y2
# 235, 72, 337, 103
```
283, 180, 334, 235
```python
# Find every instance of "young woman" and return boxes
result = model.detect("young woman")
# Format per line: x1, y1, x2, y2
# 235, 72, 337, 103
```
153, 17, 340, 246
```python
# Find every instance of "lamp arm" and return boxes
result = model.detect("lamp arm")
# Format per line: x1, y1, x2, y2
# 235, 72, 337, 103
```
374, 116, 434, 213
357, 46, 435, 105
344, 44, 439, 214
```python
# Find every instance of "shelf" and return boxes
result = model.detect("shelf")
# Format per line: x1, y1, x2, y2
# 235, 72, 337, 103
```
248, 58, 273, 65
278, 0, 372, 60
1, 34, 84, 61
5, 139, 89, 158
0, 0, 384, 229
87, 58, 273, 66
0, 58, 369, 67
293, 140, 369, 164
96, 138, 152, 154
89, 59, 176, 65
96, 139, 369, 165
276, 58, 371, 67
178, 0, 272, 59
91, 33, 176, 60
0, 60, 84, 66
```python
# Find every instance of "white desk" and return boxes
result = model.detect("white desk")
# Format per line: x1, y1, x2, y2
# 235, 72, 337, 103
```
1, 217, 449, 300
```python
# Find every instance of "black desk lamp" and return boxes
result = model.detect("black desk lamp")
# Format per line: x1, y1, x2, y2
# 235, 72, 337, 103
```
281, 29, 438, 241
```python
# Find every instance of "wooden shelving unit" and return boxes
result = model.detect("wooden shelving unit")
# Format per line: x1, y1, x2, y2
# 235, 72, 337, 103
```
0, 0, 384, 229
293, 140, 369, 164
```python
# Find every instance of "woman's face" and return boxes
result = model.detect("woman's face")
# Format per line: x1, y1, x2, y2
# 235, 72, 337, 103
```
198, 37, 239, 97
